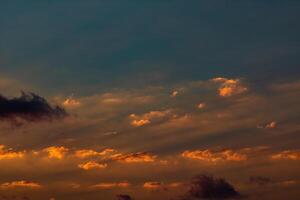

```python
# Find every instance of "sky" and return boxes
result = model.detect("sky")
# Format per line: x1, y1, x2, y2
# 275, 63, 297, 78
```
0, 1, 300, 200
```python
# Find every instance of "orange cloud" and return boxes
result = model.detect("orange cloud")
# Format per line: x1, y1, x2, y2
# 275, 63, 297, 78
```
78, 161, 107, 170
131, 119, 151, 127
171, 90, 179, 97
91, 182, 130, 189
63, 97, 80, 107
44, 146, 69, 159
211, 77, 247, 97
265, 121, 277, 129
0, 145, 24, 160
271, 150, 300, 161
74, 148, 115, 158
197, 103, 206, 109
0, 181, 41, 189
181, 149, 247, 163
111, 152, 157, 163
143, 181, 182, 190
143, 182, 162, 189
130, 110, 172, 127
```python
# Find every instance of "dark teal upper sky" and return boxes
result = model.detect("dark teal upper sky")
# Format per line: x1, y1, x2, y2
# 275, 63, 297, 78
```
1, 1, 300, 95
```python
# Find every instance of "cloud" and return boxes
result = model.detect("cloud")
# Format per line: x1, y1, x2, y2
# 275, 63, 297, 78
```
211, 77, 247, 97
111, 152, 157, 163
63, 96, 81, 107
197, 103, 206, 110
43, 146, 69, 159
131, 119, 151, 127
271, 150, 300, 161
0, 92, 68, 123
91, 182, 130, 189
258, 121, 277, 129
181, 147, 269, 163
181, 149, 247, 163
0, 181, 41, 189
182, 175, 240, 200
74, 148, 115, 158
78, 161, 107, 170
129, 110, 172, 127
116, 194, 133, 200
143, 181, 182, 190
0, 145, 24, 160
171, 90, 179, 97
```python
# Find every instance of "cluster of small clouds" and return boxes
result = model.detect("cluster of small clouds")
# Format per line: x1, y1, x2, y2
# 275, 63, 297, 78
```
0, 77, 299, 199
181, 146, 270, 163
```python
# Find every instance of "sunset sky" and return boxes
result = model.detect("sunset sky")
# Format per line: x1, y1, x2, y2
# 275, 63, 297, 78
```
0, 1, 300, 200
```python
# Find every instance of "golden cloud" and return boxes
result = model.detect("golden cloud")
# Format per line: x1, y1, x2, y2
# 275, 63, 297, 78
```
211, 77, 247, 97
130, 110, 172, 127
197, 102, 206, 109
143, 181, 182, 190
62, 96, 81, 107
171, 90, 179, 97
181, 149, 247, 163
78, 161, 107, 170
0, 145, 25, 160
43, 146, 69, 159
0, 181, 41, 189
74, 148, 115, 158
91, 182, 130, 189
111, 152, 157, 163
271, 150, 300, 161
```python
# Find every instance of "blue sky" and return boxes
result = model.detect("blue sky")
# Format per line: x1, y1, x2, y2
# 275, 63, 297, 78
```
1, 1, 300, 95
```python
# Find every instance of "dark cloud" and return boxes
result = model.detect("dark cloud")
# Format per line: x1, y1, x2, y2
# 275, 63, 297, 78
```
116, 194, 133, 200
249, 176, 273, 186
182, 175, 240, 200
0, 92, 68, 122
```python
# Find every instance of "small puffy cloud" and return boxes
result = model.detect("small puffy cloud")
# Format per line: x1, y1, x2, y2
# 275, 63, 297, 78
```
91, 182, 130, 189
0, 92, 68, 123
211, 77, 247, 97
171, 90, 179, 97
265, 121, 277, 129
0, 145, 25, 160
197, 102, 206, 110
63, 96, 81, 107
0, 181, 41, 189
78, 161, 107, 170
43, 146, 69, 159
130, 110, 172, 127
181, 149, 247, 163
258, 121, 277, 129
271, 150, 300, 161
131, 119, 151, 127
182, 175, 240, 200
111, 152, 157, 163
74, 148, 115, 158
